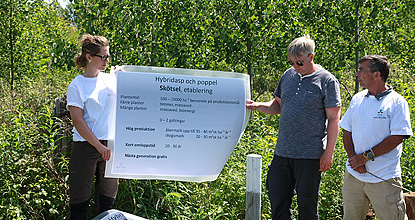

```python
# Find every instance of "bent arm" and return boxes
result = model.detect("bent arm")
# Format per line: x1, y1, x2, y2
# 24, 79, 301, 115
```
342, 130, 356, 158
348, 135, 404, 173
246, 97, 281, 115
69, 106, 111, 161
319, 106, 341, 172
371, 135, 404, 157
342, 129, 367, 173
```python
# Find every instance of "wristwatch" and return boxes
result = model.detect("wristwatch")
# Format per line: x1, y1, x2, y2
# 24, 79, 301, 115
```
363, 149, 375, 161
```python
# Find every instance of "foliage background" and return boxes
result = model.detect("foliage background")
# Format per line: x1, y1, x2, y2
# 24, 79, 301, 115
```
0, 0, 414, 219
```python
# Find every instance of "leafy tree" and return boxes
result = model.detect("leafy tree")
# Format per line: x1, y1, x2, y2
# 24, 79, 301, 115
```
0, 0, 79, 84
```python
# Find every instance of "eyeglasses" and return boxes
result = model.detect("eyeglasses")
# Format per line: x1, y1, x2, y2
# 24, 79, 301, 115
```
288, 60, 305, 66
357, 68, 378, 74
288, 53, 312, 66
93, 54, 111, 61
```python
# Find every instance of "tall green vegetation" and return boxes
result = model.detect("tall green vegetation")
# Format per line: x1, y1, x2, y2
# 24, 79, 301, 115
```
0, 0, 79, 219
0, 0, 414, 219
71, 0, 415, 96
0, 0, 79, 87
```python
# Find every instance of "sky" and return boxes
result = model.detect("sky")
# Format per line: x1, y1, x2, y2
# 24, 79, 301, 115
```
57, 0, 69, 8
45, 0, 70, 8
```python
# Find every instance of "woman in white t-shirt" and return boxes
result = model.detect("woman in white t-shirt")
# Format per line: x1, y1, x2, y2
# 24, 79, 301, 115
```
66, 34, 118, 220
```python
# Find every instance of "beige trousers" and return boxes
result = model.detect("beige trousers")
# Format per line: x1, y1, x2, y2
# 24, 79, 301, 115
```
342, 169, 407, 220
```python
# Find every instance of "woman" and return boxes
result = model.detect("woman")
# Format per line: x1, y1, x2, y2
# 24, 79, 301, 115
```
67, 34, 118, 219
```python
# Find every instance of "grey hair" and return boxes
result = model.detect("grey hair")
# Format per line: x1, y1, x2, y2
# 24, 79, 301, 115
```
287, 35, 315, 58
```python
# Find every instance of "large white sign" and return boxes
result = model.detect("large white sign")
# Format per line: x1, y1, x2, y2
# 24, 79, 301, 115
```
105, 66, 250, 182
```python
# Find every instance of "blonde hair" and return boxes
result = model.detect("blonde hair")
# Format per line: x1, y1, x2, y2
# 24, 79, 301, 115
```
287, 35, 315, 58
74, 34, 109, 70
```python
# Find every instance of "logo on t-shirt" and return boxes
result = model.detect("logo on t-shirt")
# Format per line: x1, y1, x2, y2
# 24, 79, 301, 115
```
374, 109, 386, 119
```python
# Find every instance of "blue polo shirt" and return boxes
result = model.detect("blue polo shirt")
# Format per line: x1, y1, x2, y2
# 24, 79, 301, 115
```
274, 67, 341, 159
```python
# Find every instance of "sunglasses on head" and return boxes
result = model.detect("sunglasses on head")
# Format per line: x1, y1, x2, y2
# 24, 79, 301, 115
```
287, 53, 312, 66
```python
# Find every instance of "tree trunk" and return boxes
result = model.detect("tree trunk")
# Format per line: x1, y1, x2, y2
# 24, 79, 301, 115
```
405, 193, 415, 220
354, 0, 360, 94
10, 0, 14, 92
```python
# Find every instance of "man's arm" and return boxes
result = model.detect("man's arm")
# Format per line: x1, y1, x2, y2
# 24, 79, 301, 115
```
348, 135, 404, 173
342, 130, 356, 158
319, 106, 341, 172
246, 97, 281, 115
342, 130, 366, 173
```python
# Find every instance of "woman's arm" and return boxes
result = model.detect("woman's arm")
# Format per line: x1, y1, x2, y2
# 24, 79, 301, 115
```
69, 106, 111, 161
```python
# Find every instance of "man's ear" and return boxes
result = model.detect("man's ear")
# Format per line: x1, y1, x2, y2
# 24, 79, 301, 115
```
373, 70, 385, 82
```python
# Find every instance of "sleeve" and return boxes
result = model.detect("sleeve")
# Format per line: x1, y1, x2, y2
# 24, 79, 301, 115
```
273, 71, 287, 98
339, 108, 352, 132
66, 82, 84, 110
324, 76, 342, 108
390, 97, 413, 138
339, 96, 356, 132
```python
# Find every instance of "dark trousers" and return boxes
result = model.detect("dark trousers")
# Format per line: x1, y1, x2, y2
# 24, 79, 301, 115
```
69, 141, 118, 220
266, 156, 322, 220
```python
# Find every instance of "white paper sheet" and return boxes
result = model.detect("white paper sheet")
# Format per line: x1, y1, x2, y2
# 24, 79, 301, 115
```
105, 66, 250, 182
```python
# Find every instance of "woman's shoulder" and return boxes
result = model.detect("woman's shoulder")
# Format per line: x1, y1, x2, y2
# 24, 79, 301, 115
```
68, 74, 83, 86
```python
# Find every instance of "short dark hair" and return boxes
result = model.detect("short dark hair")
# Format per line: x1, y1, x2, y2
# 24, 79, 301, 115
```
359, 55, 390, 82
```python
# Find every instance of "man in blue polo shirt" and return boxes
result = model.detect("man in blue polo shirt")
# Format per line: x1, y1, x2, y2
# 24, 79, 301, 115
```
246, 36, 342, 220
339, 55, 412, 220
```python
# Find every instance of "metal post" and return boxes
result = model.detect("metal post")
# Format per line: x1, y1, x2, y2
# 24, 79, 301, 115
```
246, 154, 262, 220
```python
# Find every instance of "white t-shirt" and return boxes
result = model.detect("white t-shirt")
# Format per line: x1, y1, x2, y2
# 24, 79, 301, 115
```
339, 89, 412, 183
66, 72, 116, 141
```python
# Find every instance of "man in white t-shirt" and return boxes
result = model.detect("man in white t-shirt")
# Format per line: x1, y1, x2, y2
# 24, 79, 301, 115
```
339, 55, 412, 220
